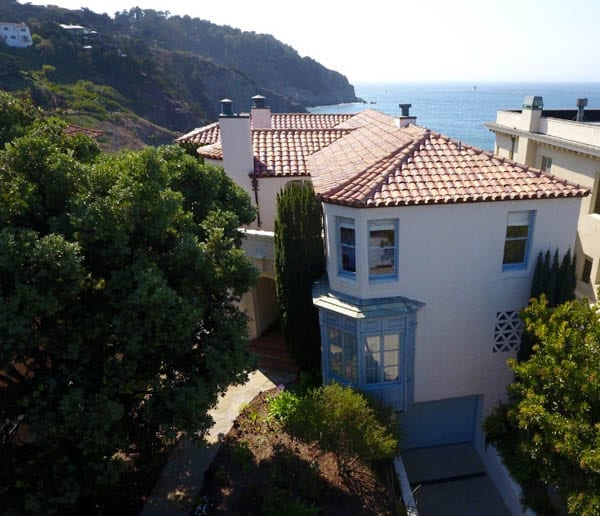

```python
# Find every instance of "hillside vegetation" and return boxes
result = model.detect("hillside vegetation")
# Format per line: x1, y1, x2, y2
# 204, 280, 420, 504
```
0, 1, 359, 150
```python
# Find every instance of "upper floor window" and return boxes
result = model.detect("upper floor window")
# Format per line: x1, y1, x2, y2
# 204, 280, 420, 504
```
503, 211, 534, 269
540, 156, 552, 173
338, 217, 356, 276
368, 220, 396, 280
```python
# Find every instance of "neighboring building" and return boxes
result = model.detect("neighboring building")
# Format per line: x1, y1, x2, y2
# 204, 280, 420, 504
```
177, 98, 587, 502
0, 22, 32, 48
486, 96, 600, 302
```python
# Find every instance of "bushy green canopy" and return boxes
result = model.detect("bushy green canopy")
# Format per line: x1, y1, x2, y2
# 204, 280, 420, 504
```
0, 95, 257, 514
485, 296, 600, 514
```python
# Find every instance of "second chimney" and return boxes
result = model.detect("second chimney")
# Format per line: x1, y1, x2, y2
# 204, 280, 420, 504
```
250, 94, 271, 129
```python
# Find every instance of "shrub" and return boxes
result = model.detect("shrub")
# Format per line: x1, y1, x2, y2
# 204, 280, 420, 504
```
270, 383, 401, 473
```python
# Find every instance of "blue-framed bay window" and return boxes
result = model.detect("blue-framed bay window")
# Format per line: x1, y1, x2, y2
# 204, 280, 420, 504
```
368, 220, 397, 281
503, 210, 535, 270
315, 289, 422, 411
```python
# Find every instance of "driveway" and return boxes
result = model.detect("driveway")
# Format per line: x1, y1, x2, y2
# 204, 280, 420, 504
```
401, 443, 512, 516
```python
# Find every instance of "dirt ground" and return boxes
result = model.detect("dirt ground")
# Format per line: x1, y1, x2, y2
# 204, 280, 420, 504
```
196, 387, 402, 515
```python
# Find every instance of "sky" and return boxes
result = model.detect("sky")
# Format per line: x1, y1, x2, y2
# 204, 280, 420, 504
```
19, 0, 600, 83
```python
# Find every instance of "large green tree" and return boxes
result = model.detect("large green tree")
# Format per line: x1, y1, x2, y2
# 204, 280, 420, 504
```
274, 182, 324, 370
485, 296, 600, 514
0, 96, 257, 514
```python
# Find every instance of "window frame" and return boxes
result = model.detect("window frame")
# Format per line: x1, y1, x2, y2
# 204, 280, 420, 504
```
337, 217, 356, 278
327, 326, 358, 384
502, 210, 535, 271
363, 333, 401, 385
368, 219, 397, 282
540, 155, 552, 173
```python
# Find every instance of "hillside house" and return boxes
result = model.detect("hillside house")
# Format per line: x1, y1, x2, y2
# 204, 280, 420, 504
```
177, 97, 587, 508
486, 96, 600, 302
0, 22, 32, 48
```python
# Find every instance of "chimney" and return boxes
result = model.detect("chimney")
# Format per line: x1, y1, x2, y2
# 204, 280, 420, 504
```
576, 97, 588, 122
521, 95, 543, 131
396, 103, 417, 128
250, 94, 271, 129
218, 98, 254, 190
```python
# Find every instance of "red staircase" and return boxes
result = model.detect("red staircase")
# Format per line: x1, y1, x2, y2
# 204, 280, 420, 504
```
249, 323, 299, 375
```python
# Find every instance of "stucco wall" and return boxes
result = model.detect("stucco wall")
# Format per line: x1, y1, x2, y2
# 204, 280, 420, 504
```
323, 197, 581, 416
531, 146, 600, 301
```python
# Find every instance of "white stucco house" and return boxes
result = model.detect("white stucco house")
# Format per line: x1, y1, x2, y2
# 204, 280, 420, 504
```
0, 22, 32, 48
486, 96, 600, 302
177, 97, 587, 507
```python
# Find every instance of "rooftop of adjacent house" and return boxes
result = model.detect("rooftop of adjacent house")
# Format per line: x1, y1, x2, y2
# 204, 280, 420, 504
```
176, 101, 589, 208
64, 124, 104, 139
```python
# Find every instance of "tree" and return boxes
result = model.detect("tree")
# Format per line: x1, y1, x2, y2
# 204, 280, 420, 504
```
485, 296, 600, 514
519, 248, 576, 361
274, 182, 324, 370
0, 104, 257, 514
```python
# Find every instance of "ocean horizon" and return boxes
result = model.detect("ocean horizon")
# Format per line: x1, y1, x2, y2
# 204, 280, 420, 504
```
309, 82, 600, 151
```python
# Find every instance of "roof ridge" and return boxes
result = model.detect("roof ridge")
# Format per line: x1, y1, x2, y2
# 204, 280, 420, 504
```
319, 132, 428, 200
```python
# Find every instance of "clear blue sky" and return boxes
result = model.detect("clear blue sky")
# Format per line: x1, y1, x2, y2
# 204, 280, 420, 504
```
20, 0, 600, 83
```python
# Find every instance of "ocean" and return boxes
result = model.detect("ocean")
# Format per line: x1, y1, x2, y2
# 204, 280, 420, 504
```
308, 82, 600, 151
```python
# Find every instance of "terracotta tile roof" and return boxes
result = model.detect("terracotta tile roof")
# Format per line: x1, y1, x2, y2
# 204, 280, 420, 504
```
193, 128, 351, 176
270, 113, 353, 129
64, 124, 103, 139
312, 125, 589, 207
174, 122, 220, 146
174, 113, 354, 147
253, 129, 350, 177
176, 109, 588, 205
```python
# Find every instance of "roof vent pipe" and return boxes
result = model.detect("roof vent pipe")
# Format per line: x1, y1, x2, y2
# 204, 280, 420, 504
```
220, 98, 234, 117
399, 103, 412, 117
252, 94, 266, 109
576, 97, 588, 122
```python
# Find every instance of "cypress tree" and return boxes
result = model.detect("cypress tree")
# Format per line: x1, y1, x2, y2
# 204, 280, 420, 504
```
530, 252, 544, 299
520, 248, 577, 361
274, 182, 325, 370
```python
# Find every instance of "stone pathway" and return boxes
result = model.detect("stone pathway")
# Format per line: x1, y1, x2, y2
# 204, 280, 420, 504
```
141, 368, 296, 516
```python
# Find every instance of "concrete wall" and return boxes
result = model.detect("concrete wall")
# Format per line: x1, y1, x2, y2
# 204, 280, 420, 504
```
323, 197, 581, 416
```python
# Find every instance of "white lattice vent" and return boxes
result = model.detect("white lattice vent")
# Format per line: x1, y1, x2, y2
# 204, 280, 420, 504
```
493, 311, 523, 352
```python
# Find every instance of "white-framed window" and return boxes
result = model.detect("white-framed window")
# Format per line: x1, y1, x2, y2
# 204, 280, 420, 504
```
540, 156, 552, 173
338, 217, 356, 276
503, 211, 534, 269
365, 334, 400, 384
328, 327, 358, 383
368, 220, 396, 280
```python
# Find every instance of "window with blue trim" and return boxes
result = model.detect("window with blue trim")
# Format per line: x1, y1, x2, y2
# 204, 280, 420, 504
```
368, 220, 396, 280
503, 211, 534, 268
338, 217, 356, 275
328, 327, 357, 383
365, 334, 400, 384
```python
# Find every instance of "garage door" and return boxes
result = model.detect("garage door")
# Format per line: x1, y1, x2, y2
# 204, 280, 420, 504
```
399, 396, 480, 449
